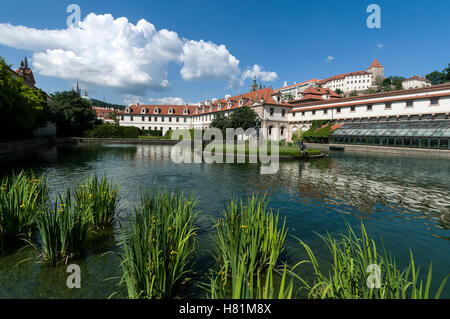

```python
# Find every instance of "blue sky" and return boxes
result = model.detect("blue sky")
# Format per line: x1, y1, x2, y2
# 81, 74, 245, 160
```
0, 0, 449, 105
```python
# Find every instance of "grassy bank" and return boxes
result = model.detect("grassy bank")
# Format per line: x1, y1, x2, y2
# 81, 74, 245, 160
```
202, 142, 322, 157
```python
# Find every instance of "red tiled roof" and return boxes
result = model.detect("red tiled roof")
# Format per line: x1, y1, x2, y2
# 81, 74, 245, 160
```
368, 58, 382, 69
200, 87, 291, 114
289, 87, 342, 104
403, 75, 431, 83
93, 107, 116, 120
275, 79, 320, 91
15, 68, 33, 75
318, 123, 345, 131
117, 104, 198, 116
118, 88, 291, 117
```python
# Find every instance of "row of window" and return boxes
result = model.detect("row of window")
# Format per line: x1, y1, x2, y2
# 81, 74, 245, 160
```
269, 108, 287, 117
292, 98, 441, 117
330, 136, 449, 149
141, 127, 187, 131
268, 126, 287, 136
122, 116, 188, 123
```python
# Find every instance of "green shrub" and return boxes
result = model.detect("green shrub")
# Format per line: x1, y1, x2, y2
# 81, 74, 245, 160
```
0, 171, 48, 242
119, 188, 197, 299
302, 121, 334, 143
84, 124, 141, 138
141, 129, 162, 137
163, 129, 172, 139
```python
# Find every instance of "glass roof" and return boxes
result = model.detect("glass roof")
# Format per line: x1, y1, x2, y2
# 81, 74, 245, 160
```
331, 120, 450, 138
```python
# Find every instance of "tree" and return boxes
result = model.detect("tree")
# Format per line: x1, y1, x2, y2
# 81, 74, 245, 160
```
425, 71, 446, 85
444, 63, 450, 82
390, 76, 405, 90
210, 112, 229, 134
0, 56, 49, 140
227, 106, 258, 131
49, 90, 96, 137
349, 90, 359, 97
335, 88, 343, 96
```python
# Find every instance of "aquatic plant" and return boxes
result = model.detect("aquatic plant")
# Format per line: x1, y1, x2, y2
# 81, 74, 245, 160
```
119, 188, 197, 299
37, 192, 89, 265
74, 175, 118, 228
209, 255, 293, 299
293, 222, 449, 299
208, 194, 291, 299
0, 171, 48, 242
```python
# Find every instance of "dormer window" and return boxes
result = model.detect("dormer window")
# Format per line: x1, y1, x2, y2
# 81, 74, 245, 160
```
125, 107, 131, 114
297, 93, 303, 100
239, 97, 244, 106
154, 108, 160, 114
168, 108, 174, 115
183, 108, 189, 115
141, 107, 147, 114
227, 101, 232, 109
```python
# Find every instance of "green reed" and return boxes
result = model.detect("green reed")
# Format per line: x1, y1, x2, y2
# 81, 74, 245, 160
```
74, 175, 118, 228
293, 222, 449, 299
208, 194, 291, 299
0, 171, 48, 242
119, 188, 197, 299
37, 191, 90, 265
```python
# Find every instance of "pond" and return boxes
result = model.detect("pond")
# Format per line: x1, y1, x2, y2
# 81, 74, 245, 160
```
0, 143, 449, 298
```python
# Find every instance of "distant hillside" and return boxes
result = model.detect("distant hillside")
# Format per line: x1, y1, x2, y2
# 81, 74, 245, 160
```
90, 98, 126, 110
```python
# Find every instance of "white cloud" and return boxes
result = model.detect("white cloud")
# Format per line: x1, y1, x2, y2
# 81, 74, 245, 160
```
123, 94, 144, 106
148, 97, 185, 105
178, 40, 241, 84
325, 56, 334, 62
377, 43, 384, 48
0, 12, 278, 95
241, 64, 278, 83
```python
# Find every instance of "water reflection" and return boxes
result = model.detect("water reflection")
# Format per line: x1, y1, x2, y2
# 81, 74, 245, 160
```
0, 143, 448, 298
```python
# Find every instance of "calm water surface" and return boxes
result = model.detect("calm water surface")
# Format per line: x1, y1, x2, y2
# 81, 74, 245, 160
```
0, 143, 449, 298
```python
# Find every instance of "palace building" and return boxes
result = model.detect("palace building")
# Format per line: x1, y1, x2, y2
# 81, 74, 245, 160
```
277, 59, 385, 100
118, 82, 450, 146
289, 83, 450, 149
118, 87, 293, 140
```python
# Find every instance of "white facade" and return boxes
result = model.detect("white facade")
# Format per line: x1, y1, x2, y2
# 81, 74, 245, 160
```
119, 114, 192, 135
279, 59, 385, 98
118, 84, 450, 142
402, 76, 432, 90
289, 84, 450, 138
321, 72, 374, 93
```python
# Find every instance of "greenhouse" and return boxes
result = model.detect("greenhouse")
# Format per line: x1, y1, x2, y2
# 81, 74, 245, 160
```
329, 120, 450, 149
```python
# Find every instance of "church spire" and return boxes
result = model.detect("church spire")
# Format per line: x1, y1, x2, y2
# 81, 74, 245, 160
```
250, 75, 258, 92
76, 80, 80, 96
24, 56, 28, 69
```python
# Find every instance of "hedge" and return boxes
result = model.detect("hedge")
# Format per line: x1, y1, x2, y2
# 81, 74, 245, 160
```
84, 124, 141, 138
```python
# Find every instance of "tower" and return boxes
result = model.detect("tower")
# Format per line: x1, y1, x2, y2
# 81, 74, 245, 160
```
367, 59, 384, 83
250, 75, 258, 92
15, 56, 36, 86
76, 80, 81, 96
